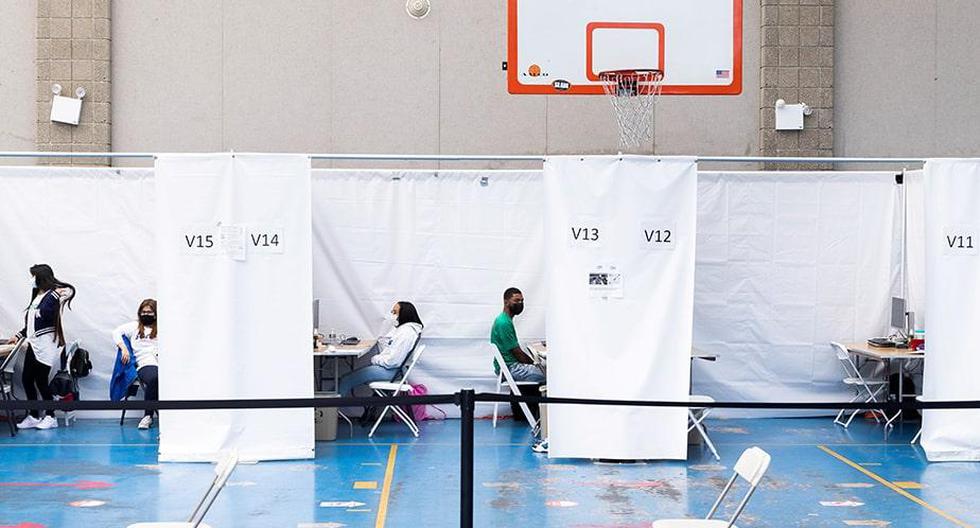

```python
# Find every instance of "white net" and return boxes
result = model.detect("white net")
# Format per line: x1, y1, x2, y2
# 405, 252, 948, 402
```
598, 70, 664, 152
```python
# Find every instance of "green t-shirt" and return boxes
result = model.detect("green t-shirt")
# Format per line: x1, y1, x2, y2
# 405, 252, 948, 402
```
490, 311, 520, 373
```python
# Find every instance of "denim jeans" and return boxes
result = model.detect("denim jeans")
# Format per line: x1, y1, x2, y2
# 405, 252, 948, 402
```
338, 364, 401, 396
508, 362, 546, 383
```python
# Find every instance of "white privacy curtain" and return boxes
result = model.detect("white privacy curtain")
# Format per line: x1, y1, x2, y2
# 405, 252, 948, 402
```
155, 154, 314, 462
693, 172, 903, 415
544, 156, 697, 460
921, 159, 980, 462
0, 166, 904, 422
0, 167, 156, 408
311, 170, 547, 411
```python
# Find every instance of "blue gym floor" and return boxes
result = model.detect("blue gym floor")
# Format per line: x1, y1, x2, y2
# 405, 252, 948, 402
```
0, 415, 976, 528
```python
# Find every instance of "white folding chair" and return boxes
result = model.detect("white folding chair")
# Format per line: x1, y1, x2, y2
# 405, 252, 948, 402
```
830, 342, 889, 428
651, 446, 771, 528
689, 395, 720, 461
910, 395, 926, 444
55, 340, 80, 427
368, 344, 427, 438
489, 346, 539, 428
127, 451, 238, 528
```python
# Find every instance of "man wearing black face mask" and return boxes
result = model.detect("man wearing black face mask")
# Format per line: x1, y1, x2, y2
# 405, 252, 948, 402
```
491, 287, 545, 382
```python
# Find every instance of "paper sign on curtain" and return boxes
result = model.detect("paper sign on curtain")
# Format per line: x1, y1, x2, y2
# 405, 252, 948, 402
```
921, 159, 980, 462
155, 154, 314, 462
544, 156, 697, 460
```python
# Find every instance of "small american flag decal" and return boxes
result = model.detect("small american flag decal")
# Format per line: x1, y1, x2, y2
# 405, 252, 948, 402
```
715, 69, 731, 79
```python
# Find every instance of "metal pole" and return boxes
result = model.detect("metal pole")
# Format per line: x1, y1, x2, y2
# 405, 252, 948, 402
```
458, 388, 475, 528
0, 150, 928, 165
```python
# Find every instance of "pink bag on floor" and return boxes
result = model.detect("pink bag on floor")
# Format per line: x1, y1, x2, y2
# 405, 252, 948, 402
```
407, 384, 447, 422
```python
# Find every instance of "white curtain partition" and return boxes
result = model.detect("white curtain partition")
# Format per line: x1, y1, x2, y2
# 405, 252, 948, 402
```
921, 159, 980, 462
545, 156, 696, 460
0, 166, 902, 422
155, 154, 314, 462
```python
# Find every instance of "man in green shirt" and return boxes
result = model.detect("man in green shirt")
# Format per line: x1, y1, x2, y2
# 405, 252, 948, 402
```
490, 287, 545, 383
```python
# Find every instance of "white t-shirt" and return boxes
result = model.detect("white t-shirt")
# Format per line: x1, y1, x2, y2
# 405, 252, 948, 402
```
26, 292, 61, 367
112, 321, 159, 370
370, 322, 422, 369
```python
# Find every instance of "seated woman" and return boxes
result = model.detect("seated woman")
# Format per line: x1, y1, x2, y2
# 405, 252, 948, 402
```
112, 299, 159, 430
337, 301, 423, 399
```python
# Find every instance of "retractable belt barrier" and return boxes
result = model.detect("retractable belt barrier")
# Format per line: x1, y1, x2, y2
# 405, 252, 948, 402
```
2, 393, 979, 412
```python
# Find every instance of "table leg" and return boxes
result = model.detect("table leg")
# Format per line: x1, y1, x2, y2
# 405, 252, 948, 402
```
334, 356, 340, 394
886, 359, 904, 427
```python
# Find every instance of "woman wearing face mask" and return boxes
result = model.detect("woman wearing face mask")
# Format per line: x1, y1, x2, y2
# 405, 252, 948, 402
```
7, 264, 76, 430
112, 299, 159, 430
336, 301, 423, 398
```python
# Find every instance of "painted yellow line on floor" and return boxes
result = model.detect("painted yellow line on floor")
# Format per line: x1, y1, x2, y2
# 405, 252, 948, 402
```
817, 445, 972, 528
354, 481, 378, 490
375, 444, 398, 528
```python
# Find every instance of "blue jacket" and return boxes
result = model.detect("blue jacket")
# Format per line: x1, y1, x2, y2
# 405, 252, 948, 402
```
109, 335, 138, 401
16, 290, 61, 341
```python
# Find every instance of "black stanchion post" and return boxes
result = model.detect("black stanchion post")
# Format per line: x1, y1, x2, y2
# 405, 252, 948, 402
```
459, 388, 475, 528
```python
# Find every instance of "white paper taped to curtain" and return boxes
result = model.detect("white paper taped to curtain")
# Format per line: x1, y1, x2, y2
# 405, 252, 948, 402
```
155, 154, 314, 462
544, 156, 696, 460
694, 172, 902, 417
921, 159, 980, 462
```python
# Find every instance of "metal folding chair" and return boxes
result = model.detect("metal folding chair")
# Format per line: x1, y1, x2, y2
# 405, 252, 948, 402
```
689, 395, 720, 461
489, 345, 539, 429
651, 446, 771, 528
127, 451, 238, 528
0, 339, 27, 437
367, 344, 427, 438
830, 342, 889, 428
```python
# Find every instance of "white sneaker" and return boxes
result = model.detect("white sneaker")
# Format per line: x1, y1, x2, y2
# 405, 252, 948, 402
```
138, 415, 153, 430
35, 416, 58, 430
16, 415, 41, 429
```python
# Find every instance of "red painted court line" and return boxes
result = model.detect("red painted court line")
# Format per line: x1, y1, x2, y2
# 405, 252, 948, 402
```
0, 480, 112, 490
0, 523, 47, 528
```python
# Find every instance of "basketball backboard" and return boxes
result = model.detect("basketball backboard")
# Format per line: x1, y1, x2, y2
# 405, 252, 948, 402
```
507, 0, 743, 95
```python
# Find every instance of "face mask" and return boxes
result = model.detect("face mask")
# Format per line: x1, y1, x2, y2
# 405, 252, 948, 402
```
511, 302, 524, 316
140, 314, 156, 326
386, 313, 399, 326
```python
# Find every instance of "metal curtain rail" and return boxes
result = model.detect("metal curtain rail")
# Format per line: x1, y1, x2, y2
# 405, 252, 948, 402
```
0, 151, 927, 164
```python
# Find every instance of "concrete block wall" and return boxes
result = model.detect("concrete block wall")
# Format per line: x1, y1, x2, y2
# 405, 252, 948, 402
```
35, 0, 110, 165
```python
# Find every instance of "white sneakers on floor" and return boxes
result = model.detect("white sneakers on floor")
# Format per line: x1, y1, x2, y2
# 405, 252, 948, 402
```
16, 415, 40, 429
138, 415, 153, 430
36, 416, 58, 429
18, 415, 58, 429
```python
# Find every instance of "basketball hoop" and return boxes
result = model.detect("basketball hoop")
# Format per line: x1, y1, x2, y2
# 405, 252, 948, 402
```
597, 69, 664, 152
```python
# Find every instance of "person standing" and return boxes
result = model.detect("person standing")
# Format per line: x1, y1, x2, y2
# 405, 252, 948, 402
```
7, 264, 75, 430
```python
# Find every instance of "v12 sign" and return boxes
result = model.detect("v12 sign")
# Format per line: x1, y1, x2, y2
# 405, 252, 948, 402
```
640, 220, 676, 250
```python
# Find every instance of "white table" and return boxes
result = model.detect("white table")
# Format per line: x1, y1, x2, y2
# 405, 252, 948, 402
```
845, 343, 925, 426
313, 339, 377, 393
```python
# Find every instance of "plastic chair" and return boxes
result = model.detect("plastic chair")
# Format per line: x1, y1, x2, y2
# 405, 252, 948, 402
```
127, 451, 238, 528
367, 344, 427, 438
489, 345, 539, 428
689, 395, 720, 461
830, 342, 889, 428
651, 447, 771, 528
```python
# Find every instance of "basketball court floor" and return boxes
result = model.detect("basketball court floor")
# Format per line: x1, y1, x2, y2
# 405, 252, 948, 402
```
0, 417, 975, 528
